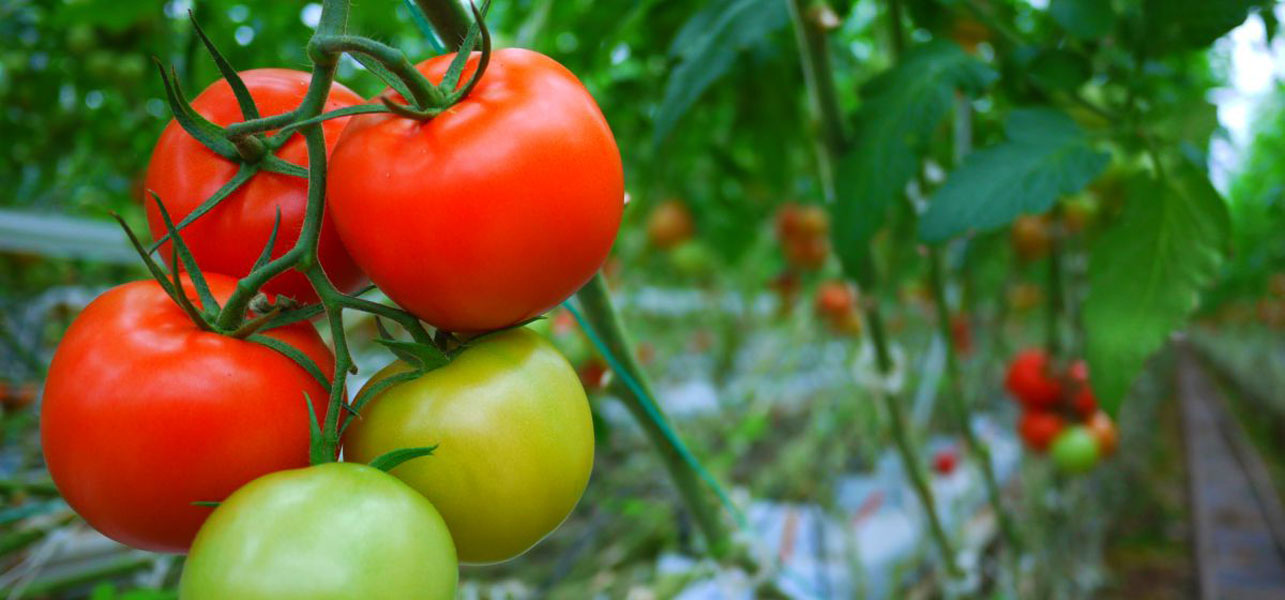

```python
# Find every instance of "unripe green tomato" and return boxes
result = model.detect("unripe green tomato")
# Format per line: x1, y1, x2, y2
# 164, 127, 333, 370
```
344, 329, 594, 564
180, 463, 457, 600
1050, 426, 1100, 474
669, 240, 715, 277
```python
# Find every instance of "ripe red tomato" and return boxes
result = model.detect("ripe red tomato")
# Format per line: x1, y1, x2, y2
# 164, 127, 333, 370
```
41, 275, 333, 552
815, 280, 855, 319
1018, 410, 1065, 453
646, 200, 694, 249
1005, 348, 1062, 408
328, 49, 623, 333
145, 69, 366, 304
932, 448, 958, 476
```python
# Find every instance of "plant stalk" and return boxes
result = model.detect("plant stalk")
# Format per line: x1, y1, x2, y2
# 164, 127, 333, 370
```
415, 0, 474, 50
574, 274, 731, 557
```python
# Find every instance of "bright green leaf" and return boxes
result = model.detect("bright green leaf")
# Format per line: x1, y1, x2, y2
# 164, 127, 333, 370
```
918, 108, 1109, 242
832, 41, 995, 283
1143, 0, 1265, 53
1083, 167, 1230, 414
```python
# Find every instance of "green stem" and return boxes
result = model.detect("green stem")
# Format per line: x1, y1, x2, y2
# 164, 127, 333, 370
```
790, 0, 959, 577
1045, 205, 1065, 362
310, 35, 442, 107
415, 0, 474, 50
927, 251, 1022, 555
574, 274, 731, 557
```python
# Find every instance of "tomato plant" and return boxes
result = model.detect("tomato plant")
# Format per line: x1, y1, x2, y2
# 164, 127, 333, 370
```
343, 328, 594, 564
144, 69, 366, 305
40, 275, 332, 552
180, 463, 457, 599
327, 49, 624, 333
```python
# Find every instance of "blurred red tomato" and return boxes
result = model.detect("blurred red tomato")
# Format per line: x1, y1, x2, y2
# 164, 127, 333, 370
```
1018, 410, 1066, 453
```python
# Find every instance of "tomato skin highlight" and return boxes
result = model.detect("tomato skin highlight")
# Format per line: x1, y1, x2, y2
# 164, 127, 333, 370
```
40, 275, 333, 553
1005, 348, 1062, 408
180, 463, 457, 600
144, 69, 366, 305
327, 49, 624, 333
344, 328, 594, 564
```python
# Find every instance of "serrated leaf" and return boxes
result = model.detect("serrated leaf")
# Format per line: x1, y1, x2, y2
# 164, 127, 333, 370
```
918, 108, 1109, 242
1143, 0, 1264, 53
653, 0, 790, 145
369, 445, 438, 472
1049, 0, 1114, 41
1084, 167, 1230, 414
832, 41, 995, 281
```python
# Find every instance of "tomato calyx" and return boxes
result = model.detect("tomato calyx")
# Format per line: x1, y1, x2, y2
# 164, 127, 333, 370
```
373, 1, 494, 121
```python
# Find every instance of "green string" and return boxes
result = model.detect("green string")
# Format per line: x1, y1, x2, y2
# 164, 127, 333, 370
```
401, 0, 445, 54
560, 300, 748, 530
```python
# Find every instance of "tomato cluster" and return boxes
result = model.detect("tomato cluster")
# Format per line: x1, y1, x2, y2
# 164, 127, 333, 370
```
42, 44, 617, 596
813, 279, 863, 335
775, 203, 830, 271
1005, 348, 1118, 473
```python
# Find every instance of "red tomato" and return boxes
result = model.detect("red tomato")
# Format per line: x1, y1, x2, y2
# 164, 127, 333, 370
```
328, 49, 623, 333
932, 448, 958, 475
40, 275, 333, 553
950, 313, 973, 356
145, 69, 366, 304
815, 280, 856, 319
1018, 410, 1065, 453
1005, 348, 1062, 408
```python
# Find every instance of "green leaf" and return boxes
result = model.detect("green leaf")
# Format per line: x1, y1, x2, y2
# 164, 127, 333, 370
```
832, 41, 995, 280
1027, 48, 1091, 94
653, 0, 790, 145
1143, 0, 1265, 53
1049, 0, 1114, 41
1083, 166, 1230, 414
918, 107, 1109, 242
368, 445, 438, 472
372, 317, 451, 370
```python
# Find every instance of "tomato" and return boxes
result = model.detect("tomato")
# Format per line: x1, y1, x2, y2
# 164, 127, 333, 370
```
815, 280, 856, 319
1018, 410, 1065, 452
933, 448, 958, 476
577, 356, 610, 390
1050, 426, 1100, 473
1005, 349, 1062, 408
1086, 411, 1119, 457
328, 49, 623, 333
40, 275, 333, 553
145, 69, 366, 305
646, 200, 694, 249
180, 463, 456, 599
784, 235, 829, 271
1011, 214, 1051, 261
1061, 195, 1099, 234
344, 329, 593, 564
1066, 359, 1098, 417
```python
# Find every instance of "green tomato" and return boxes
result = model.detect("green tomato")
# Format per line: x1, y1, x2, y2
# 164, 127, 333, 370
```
668, 240, 716, 277
180, 463, 457, 600
344, 328, 594, 564
1050, 426, 1100, 474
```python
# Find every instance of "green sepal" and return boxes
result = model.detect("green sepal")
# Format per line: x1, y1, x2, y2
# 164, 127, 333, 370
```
439, 0, 491, 93
457, 316, 542, 350
112, 212, 212, 331
152, 59, 238, 158
150, 192, 219, 315
373, 317, 451, 370
259, 155, 309, 178
274, 104, 391, 138
444, 1, 492, 103
252, 209, 282, 272
248, 334, 332, 392
188, 11, 259, 120
147, 164, 257, 255
368, 445, 438, 472
191, 501, 220, 508
303, 391, 330, 466
351, 52, 417, 106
